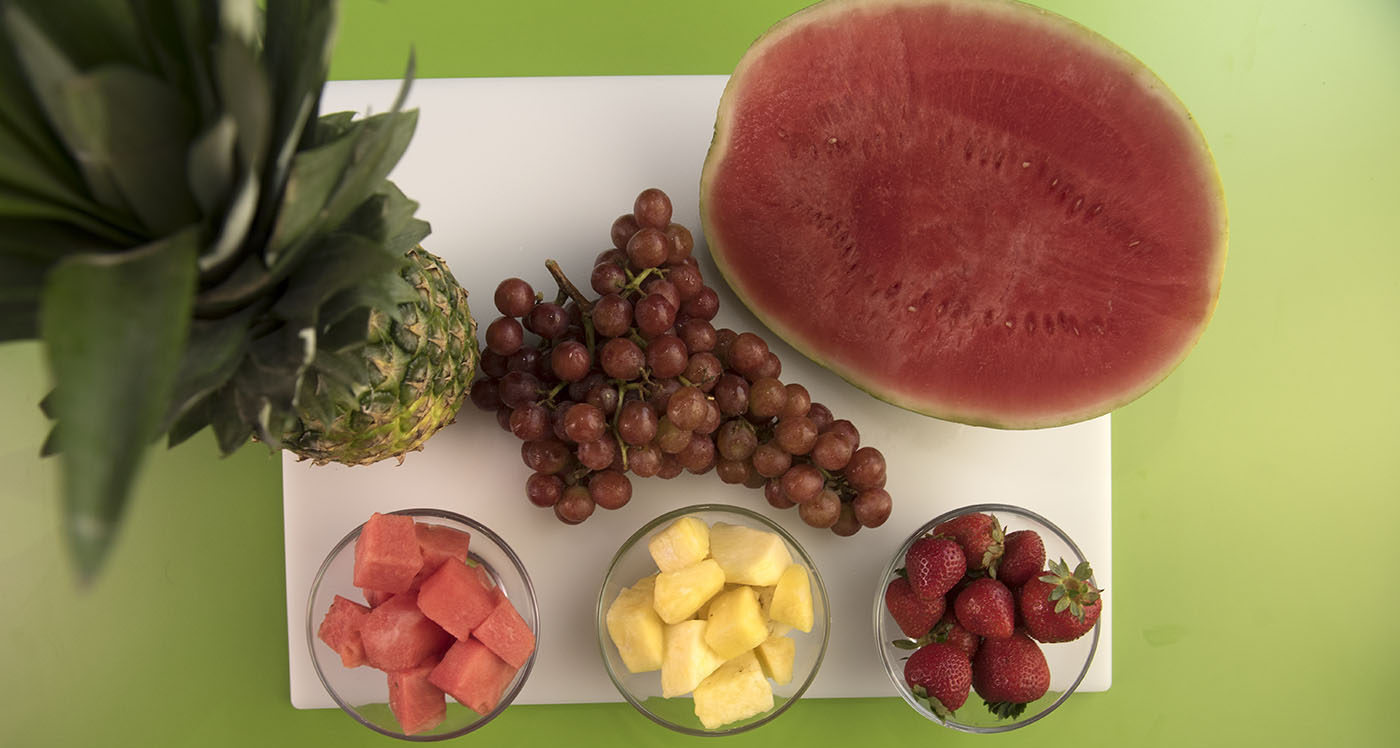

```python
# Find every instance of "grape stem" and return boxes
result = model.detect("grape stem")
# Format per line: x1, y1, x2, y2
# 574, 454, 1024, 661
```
545, 259, 594, 313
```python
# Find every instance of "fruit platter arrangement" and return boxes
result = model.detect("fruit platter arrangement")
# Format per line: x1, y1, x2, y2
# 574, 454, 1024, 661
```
1, 0, 1226, 737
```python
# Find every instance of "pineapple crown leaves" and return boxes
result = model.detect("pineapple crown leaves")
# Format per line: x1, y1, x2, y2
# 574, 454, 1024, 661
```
1038, 557, 1102, 623
0, 0, 428, 582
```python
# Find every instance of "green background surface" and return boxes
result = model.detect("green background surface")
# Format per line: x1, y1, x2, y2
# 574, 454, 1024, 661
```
2, 0, 1397, 746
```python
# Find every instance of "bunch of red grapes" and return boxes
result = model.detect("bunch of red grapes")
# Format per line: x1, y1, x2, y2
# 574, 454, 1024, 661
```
469, 188, 892, 535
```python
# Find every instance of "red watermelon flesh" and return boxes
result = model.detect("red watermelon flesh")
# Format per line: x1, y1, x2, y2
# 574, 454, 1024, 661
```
412, 522, 471, 585
359, 592, 454, 671
472, 596, 536, 669
387, 662, 447, 735
700, 0, 1227, 429
416, 557, 497, 640
317, 595, 371, 668
429, 638, 518, 716
353, 512, 424, 593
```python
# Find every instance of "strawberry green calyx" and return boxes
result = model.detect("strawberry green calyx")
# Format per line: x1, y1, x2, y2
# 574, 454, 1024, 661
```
982, 515, 1006, 575
984, 699, 1029, 720
1040, 558, 1102, 623
912, 684, 957, 720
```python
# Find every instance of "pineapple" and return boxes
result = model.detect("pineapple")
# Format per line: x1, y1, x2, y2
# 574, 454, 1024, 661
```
703, 586, 769, 660
692, 650, 774, 730
0, 1, 476, 578
754, 635, 796, 686
768, 563, 815, 633
652, 559, 725, 624
605, 575, 665, 673
708, 523, 793, 586
647, 516, 710, 573
661, 620, 727, 698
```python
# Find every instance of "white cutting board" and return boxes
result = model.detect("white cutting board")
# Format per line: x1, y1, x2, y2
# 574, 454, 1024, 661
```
284, 76, 1113, 709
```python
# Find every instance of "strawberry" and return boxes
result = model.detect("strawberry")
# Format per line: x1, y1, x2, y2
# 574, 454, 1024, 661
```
933, 512, 1005, 572
930, 614, 980, 660
885, 576, 945, 639
971, 630, 1050, 719
903, 642, 972, 717
953, 577, 1015, 639
1018, 558, 1103, 643
904, 535, 966, 601
996, 529, 1045, 588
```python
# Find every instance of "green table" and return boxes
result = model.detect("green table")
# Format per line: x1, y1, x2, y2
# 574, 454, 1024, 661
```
2, 1, 1396, 745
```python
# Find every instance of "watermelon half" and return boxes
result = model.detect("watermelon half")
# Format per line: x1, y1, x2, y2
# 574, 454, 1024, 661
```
700, 0, 1227, 429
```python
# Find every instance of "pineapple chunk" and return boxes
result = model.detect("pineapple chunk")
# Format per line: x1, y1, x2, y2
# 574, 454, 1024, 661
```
648, 516, 711, 573
755, 584, 776, 618
661, 620, 727, 697
754, 635, 796, 686
605, 575, 664, 673
653, 559, 726, 624
693, 650, 774, 729
768, 563, 814, 633
703, 586, 770, 660
708, 523, 793, 586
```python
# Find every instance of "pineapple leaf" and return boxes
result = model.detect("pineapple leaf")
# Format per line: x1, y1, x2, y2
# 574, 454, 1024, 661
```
206, 379, 253, 456
166, 393, 214, 449
318, 305, 372, 351
39, 226, 199, 582
211, 33, 272, 173
199, 170, 259, 279
262, 120, 360, 263
186, 114, 237, 217
228, 322, 318, 450
250, 0, 335, 246
158, 305, 261, 439
54, 66, 201, 236
195, 110, 420, 316
1, 4, 126, 212
273, 232, 408, 324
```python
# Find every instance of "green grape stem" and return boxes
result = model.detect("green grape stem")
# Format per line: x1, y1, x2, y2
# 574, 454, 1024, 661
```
545, 259, 593, 313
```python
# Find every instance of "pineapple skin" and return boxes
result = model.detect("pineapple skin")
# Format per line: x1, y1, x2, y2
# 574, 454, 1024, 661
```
284, 245, 478, 465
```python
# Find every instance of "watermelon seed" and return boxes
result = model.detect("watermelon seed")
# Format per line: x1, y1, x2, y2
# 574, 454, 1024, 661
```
1021, 161, 1031, 168
1127, 239, 1141, 247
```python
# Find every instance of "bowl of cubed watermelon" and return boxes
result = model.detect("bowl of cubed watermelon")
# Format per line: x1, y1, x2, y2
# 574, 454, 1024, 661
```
307, 508, 539, 740
596, 504, 830, 736
875, 503, 1103, 733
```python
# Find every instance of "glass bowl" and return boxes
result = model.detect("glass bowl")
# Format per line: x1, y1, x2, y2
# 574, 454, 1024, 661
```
875, 503, 1101, 733
306, 508, 539, 740
596, 504, 830, 736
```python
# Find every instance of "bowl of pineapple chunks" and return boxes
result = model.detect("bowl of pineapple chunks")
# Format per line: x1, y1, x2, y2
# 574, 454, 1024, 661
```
596, 504, 830, 735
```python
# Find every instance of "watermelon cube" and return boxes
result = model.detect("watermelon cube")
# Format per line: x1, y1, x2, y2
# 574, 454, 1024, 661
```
428, 638, 518, 716
360, 592, 454, 671
387, 661, 447, 735
363, 588, 393, 608
354, 512, 424, 594
417, 558, 497, 640
472, 596, 536, 669
317, 595, 371, 668
413, 522, 472, 584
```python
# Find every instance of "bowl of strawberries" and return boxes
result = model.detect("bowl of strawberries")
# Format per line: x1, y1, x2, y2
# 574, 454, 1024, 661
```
875, 504, 1103, 733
